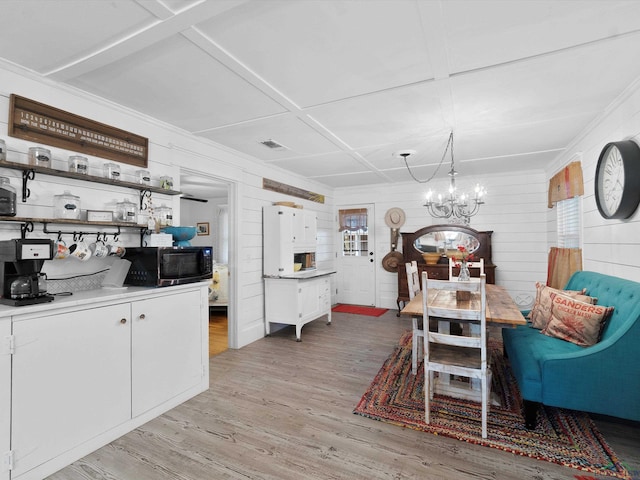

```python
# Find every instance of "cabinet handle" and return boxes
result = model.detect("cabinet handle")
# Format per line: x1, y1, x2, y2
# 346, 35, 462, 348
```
120, 318, 127, 324
139, 314, 146, 320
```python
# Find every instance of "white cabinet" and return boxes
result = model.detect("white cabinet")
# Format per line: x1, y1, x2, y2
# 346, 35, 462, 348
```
11, 304, 131, 478
132, 290, 202, 416
264, 275, 332, 341
3, 284, 208, 480
263, 206, 317, 276
0, 319, 10, 480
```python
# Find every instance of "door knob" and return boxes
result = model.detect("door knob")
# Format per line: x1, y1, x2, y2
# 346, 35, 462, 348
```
120, 318, 127, 324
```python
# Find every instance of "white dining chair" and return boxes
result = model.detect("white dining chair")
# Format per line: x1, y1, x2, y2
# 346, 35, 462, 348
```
422, 272, 491, 439
405, 261, 423, 375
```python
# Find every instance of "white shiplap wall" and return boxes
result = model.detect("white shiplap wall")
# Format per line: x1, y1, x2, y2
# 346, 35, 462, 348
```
546, 77, 640, 283
334, 169, 549, 312
0, 65, 336, 349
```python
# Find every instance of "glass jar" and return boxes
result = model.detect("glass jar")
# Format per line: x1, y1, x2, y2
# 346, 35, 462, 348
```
116, 199, 138, 223
68, 155, 88, 174
53, 191, 81, 219
0, 177, 17, 216
28, 147, 52, 167
155, 204, 173, 227
136, 169, 151, 186
159, 175, 174, 190
0, 139, 6, 162
103, 162, 121, 181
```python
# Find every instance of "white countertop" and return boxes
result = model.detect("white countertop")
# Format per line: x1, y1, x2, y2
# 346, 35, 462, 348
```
264, 269, 336, 280
0, 281, 210, 318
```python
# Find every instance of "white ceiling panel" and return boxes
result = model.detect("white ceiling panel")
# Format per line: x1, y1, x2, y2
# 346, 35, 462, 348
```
268, 151, 373, 178
0, 0, 638, 192
443, 0, 640, 74
197, 0, 435, 107
0, 1, 155, 74
67, 34, 287, 131
199, 114, 341, 160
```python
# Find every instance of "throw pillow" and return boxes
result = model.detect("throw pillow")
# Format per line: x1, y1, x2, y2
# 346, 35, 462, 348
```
528, 282, 595, 329
541, 292, 614, 347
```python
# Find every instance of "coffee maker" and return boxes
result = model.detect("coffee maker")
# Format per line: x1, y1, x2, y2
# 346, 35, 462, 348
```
0, 238, 55, 306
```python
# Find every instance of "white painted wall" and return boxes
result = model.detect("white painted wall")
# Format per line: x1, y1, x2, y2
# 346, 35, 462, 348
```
545, 77, 640, 282
334, 169, 549, 311
0, 65, 335, 349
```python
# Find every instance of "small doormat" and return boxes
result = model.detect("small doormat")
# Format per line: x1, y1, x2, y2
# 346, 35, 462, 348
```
331, 304, 388, 317
354, 332, 630, 479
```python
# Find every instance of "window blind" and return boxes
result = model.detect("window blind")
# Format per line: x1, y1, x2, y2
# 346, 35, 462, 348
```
557, 196, 581, 248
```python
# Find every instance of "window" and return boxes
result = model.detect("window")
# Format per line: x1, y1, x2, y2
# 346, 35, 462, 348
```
339, 208, 368, 256
557, 196, 581, 248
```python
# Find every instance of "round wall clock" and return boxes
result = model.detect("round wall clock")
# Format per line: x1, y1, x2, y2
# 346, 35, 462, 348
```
594, 140, 640, 219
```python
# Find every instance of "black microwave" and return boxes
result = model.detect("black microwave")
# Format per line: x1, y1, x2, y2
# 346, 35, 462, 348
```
123, 246, 213, 287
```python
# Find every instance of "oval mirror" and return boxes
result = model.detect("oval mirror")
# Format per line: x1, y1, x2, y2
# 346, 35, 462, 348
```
413, 230, 480, 255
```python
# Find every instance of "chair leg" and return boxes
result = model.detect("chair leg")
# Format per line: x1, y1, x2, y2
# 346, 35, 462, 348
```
481, 373, 488, 439
424, 365, 430, 424
523, 400, 539, 430
412, 330, 417, 375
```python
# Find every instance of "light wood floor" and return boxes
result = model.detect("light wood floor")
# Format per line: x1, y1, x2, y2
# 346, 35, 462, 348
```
49, 310, 639, 480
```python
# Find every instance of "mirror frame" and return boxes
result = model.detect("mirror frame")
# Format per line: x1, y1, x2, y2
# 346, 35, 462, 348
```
400, 224, 494, 266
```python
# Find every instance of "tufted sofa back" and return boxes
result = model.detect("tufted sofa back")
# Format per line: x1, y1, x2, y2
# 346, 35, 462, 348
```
565, 271, 640, 342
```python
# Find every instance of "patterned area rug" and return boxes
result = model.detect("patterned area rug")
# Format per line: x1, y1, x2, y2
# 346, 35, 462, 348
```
331, 304, 388, 317
354, 332, 630, 479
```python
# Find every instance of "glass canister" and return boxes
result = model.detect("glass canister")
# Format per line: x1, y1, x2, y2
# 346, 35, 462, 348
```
116, 199, 138, 223
28, 146, 52, 167
103, 162, 121, 181
136, 169, 151, 186
53, 191, 81, 219
159, 175, 174, 190
155, 204, 173, 227
0, 177, 17, 216
0, 139, 6, 162
68, 155, 89, 174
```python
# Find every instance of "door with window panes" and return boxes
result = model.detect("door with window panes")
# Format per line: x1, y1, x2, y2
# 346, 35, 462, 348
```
336, 205, 376, 306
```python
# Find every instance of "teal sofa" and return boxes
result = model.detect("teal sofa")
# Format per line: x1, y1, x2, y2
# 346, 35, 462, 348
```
502, 271, 640, 429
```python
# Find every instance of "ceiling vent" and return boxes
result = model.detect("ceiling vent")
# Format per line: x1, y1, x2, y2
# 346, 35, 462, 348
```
259, 139, 289, 151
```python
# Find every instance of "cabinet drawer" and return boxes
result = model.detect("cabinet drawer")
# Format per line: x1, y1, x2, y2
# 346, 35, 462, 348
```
425, 268, 447, 280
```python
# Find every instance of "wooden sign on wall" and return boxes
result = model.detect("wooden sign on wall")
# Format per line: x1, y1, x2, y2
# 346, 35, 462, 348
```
8, 94, 148, 167
263, 178, 325, 204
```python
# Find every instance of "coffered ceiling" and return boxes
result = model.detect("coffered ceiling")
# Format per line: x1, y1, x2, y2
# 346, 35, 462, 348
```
1, 0, 640, 194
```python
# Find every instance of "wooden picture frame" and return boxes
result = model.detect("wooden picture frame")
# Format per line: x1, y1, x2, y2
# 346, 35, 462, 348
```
197, 222, 209, 236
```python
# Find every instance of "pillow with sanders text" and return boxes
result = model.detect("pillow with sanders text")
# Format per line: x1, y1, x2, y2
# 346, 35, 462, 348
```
528, 282, 595, 330
541, 292, 614, 347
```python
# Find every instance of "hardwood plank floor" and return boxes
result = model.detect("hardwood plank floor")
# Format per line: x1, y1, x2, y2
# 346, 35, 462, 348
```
209, 309, 228, 357
48, 311, 639, 480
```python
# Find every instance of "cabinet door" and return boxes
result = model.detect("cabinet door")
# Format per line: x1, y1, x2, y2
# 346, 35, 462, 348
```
293, 210, 317, 253
0, 319, 10, 480
131, 290, 203, 417
299, 279, 321, 322
264, 206, 295, 275
11, 304, 131, 478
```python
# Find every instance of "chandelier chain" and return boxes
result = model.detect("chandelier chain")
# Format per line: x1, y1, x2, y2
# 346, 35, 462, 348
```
402, 132, 453, 184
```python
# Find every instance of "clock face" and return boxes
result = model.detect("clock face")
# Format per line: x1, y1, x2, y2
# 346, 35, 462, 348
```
595, 140, 640, 219
597, 145, 625, 217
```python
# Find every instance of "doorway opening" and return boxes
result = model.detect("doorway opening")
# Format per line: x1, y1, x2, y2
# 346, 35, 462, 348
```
179, 169, 234, 357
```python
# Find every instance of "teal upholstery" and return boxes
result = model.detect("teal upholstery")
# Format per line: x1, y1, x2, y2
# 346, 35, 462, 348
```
502, 271, 640, 423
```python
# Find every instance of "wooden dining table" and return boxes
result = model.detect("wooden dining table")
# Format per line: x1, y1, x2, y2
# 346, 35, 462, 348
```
399, 284, 526, 403
399, 284, 526, 327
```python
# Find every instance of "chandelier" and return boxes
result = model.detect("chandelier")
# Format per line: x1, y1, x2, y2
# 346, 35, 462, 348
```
399, 132, 486, 224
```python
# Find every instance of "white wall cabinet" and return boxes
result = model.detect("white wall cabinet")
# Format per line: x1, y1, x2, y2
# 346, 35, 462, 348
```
11, 304, 132, 479
263, 206, 317, 276
264, 275, 331, 341
132, 290, 202, 417
2, 284, 208, 480
0, 319, 10, 480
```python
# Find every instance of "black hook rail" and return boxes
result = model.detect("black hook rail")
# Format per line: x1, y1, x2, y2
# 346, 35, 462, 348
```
42, 223, 122, 241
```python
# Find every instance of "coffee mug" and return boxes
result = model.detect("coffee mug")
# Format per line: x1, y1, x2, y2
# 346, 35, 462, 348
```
90, 240, 109, 258
107, 242, 126, 258
54, 240, 69, 260
69, 240, 92, 261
